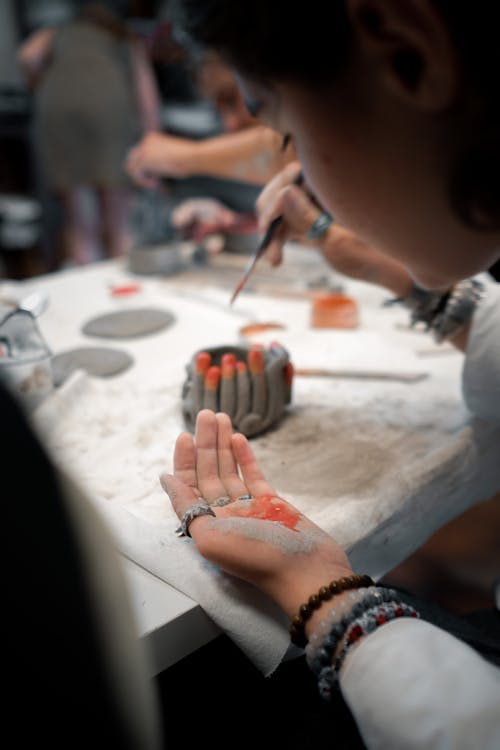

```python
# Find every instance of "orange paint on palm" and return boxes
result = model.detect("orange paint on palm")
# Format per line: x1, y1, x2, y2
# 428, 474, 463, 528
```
221, 352, 236, 378
196, 351, 212, 375
205, 365, 221, 389
248, 348, 265, 375
233, 494, 300, 529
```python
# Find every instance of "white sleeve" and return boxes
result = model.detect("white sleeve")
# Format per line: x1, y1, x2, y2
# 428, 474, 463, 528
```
462, 279, 500, 421
339, 618, 500, 750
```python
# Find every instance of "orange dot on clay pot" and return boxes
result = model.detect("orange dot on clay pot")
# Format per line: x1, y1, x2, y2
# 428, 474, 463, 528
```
311, 292, 359, 329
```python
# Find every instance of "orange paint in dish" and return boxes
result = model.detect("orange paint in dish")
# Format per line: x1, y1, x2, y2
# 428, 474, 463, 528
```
311, 293, 359, 329
240, 322, 285, 339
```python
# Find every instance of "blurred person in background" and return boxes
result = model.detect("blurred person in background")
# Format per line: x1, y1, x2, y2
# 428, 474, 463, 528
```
17, 0, 161, 268
125, 51, 289, 243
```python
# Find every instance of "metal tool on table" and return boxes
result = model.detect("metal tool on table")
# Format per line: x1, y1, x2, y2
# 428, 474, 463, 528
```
295, 367, 428, 383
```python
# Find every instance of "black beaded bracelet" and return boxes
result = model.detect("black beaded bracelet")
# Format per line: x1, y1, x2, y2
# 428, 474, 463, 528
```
309, 587, 402, 676
316, 599, 420, 701
289, 573, 374, 648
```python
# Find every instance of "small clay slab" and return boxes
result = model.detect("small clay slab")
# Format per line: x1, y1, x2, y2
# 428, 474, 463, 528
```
82, 307, 175, 339
52, 346, 134, 386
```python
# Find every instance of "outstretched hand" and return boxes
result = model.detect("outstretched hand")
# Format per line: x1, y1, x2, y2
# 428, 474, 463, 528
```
160, 410, 352, 618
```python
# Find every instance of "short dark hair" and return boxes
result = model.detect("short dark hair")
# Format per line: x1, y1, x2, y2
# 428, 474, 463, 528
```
172, 0, 500, 229
171, 0, 352, 85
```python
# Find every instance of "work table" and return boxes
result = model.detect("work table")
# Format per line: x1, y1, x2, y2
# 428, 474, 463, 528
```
4, 244, 499, 675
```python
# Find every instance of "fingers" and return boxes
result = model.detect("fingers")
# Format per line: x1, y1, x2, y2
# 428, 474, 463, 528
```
160, 473, 216, 541
265, 222, 287, 266
256, 160, 303, 229
175, 410, 273, 503
256, 161, 326, 251
172, 199, 237, 229
160, 473, 200, 518
172, 431, 199, 493
124, 146, 159, 189
231, 432, 275, 498
215, 412, 249, 499
195, 409, 229, 502
280, 185, 323, 237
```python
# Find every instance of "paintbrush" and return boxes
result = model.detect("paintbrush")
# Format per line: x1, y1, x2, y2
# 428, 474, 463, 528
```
229, 171, 304, 305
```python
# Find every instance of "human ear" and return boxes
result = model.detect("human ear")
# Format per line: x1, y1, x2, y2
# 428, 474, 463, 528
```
346, 0, 459, 110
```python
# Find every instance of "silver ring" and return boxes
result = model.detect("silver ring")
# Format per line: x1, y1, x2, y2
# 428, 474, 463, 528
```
236, 493, 253, 501
175, 503, 216, 538
306, 212, 334, 240
212, 495, 231, 507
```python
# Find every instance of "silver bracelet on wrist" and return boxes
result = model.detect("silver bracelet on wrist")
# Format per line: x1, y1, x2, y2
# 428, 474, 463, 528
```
386, 278, 485, 343
431, 278, 485, 342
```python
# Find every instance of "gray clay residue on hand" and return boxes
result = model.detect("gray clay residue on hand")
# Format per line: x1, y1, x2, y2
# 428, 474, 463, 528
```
215, 516, 321, 554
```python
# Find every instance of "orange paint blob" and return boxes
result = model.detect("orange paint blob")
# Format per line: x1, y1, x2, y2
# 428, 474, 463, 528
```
232, 494, 300, 530
110, 283, 141, 297
239, 322, 285, 339
236, 360, 247, 374
311, 293, 359, 329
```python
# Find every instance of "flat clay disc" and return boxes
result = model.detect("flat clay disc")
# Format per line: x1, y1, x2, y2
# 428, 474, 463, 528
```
82, 307, 175, 339
52, 346, 134, 386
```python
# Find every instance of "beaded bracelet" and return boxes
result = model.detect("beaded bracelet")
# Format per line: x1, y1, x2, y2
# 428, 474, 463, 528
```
305, 586, 378, 665
317, 600, 420, 701
308, 587, 402, 675
289, 574, 374, 648
385, 278, 484, 343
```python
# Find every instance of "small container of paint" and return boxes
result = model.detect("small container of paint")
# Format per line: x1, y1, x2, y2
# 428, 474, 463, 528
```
311, 292, 359, 329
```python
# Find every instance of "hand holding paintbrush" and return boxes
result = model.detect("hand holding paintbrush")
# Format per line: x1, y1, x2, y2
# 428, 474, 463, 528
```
229, 170, 305, 305
229, 167, 334, 304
